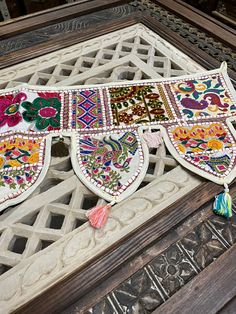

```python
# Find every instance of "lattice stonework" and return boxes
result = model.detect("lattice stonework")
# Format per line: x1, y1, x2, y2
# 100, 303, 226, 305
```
0, 24, 203, 313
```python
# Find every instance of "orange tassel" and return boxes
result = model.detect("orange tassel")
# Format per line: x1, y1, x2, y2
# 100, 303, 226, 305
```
86, 204, 112, 228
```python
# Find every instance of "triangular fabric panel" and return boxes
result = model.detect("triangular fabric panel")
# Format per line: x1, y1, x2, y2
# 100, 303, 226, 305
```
71, 129, 149, 202
0, 132, 51, 210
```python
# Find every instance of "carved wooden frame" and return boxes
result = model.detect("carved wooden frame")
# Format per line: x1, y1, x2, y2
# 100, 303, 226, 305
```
0, 1, 235, 313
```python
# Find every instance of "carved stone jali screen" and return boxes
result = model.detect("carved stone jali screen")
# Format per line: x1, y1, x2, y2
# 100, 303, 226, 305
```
0, 1, 236, 313
0, 23, 204, 313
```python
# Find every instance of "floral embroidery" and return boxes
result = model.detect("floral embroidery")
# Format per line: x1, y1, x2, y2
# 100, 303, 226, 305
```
71, 90, 103, 129
0, 138, 42, 169
187, 151, 234, 176
108, 84, 174, 126
0, 165, 38, 189
37, 92, 60, 99
78, 131, 140, 194
170, 74, 236, 118
0, 67, 235, 212
0, 92, 26, 128
170, 123, 233, 154
22, 95, 61, 130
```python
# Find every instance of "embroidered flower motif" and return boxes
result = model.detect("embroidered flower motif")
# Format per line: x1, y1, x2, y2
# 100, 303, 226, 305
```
27, 152, 40, 164
173, 127, 190, 141
22, 96, 61, 130
0, 166, 37, 189
0, 138, 42, 169
118, 112, 134, 124
0, 156, 4, 168
207, 139, 223, 150
208, 124, 226, 137
37, 92, 60, 99
132, 105, 146, 116
8, 160, 22, 168
189, 126, 207, 140
177, 144, 186, 154
0, 93, 26, 128
191, 147, 204, 153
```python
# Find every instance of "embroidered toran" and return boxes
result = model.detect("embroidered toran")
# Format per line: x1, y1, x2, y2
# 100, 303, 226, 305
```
0, 63, 235, 216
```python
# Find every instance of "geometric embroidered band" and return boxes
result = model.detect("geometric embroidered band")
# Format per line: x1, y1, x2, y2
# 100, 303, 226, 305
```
0, 62, 235, 221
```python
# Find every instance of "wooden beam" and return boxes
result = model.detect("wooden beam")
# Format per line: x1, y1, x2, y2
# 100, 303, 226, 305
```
155, 0, 236, 50
62, 203, 214, 313
0, 15, 138, 69
14, 181, 233, 313
140, 14, 236, 83
153, 243, 236, 314
0, 0, 128, 39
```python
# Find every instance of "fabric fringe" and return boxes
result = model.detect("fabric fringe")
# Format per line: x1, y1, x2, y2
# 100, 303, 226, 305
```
142, 130, 163, 148
86, 203, 113, 228
213, 183, 232, 218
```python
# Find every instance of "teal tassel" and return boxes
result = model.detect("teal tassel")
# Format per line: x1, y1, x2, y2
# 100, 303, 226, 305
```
213, 184, 232, 218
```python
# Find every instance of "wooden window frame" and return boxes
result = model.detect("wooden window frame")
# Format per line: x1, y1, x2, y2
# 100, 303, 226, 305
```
0, 1, 235, 312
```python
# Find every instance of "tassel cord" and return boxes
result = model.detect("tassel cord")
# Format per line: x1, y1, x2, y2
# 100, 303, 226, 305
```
213, 183, 232, 218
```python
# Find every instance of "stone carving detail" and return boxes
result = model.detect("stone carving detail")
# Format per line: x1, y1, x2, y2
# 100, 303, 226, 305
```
0, 166, 201, 312
0, 24, 202, 89
0, 25, 203, 313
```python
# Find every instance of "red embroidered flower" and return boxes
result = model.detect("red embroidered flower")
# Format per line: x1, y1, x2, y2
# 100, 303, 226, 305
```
37, 92, 60, 99
0, 93, 26, 127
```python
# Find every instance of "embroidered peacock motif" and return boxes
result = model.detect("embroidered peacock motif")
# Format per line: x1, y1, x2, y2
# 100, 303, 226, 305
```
79, 132, 139, 191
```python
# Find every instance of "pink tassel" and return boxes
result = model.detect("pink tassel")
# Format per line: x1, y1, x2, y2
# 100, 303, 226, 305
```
86, 204, 112, 228
142, 131, 163, 148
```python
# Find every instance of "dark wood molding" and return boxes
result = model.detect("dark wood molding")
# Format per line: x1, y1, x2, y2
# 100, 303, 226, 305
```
155, 0, 236, 49
153, 243, 236, 314
173, 0, 236, 34
14, 180, 232, 313
0, 14, 139, 69
140, 14, 236, 82
1, 10, 236, 84
0, 0, 128, 39
62, 200, 216, 313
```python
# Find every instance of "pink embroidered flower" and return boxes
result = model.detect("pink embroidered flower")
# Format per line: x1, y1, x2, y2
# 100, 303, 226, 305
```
0, 93, 26, 127
3, 176, 14, 184
25, 173, 33, 181
47, 126, 60, 131
199, 143, 207, 149
193, 156, 200, 162
16, 176, 24, 185
12, 150, 21, 157
223, 136, 230, 143
201, 155, 210, 161
22, 156, 28, 162
37, 92, 60, 99
188, 139, 200, 146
